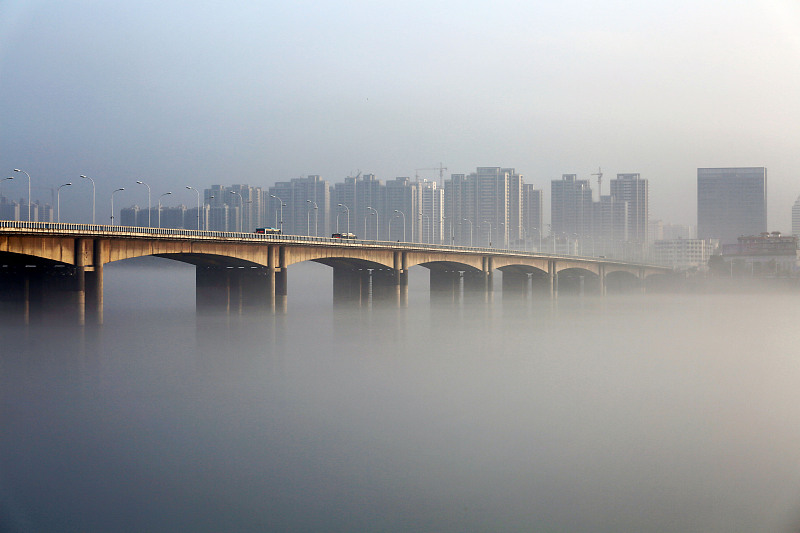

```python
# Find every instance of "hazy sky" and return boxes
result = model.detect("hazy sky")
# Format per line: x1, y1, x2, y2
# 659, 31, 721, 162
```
2, 0, 800, 229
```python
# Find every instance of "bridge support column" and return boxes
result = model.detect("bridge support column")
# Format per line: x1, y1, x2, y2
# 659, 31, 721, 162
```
372, 268, 405, 307
275, 246, 288, 313
0, 268, 32, 324
240, 267, 273, 312
197, 266, 276, 314
397, 252, 408, 307
502, 271, 530, 300
639, 268, 647, 294
332, 268, 369, 307
599, 264, 606, 297
463, 257, 493, 303
196, 266, 232, 313
430, 269, 461, 304
549, 260, 558, 299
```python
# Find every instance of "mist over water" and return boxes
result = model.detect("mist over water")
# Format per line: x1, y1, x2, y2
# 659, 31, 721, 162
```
3, 261, 800, 532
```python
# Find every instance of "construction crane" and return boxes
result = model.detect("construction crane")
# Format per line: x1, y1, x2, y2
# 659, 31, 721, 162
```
591, 167, 603, 198
414, 163, 448, 186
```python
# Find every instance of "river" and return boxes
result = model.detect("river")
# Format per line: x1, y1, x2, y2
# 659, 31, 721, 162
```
2, 259, 800, 532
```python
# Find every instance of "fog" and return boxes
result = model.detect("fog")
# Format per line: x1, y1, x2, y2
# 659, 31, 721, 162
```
3, 1, 800, 229
2, 260, 800, 531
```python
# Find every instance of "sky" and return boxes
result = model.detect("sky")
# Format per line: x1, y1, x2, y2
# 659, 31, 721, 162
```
2, 0, 800, 230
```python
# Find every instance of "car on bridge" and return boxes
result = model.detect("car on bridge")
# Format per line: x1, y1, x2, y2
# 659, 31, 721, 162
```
331, 232, 357, 239
254, 227, 281, 235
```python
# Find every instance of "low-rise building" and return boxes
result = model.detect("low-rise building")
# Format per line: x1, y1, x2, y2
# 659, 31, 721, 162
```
721, 232, 799, 276
652, 238, 710, 271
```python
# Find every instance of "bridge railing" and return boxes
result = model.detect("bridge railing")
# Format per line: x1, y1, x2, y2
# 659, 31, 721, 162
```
0, 220, 667, 269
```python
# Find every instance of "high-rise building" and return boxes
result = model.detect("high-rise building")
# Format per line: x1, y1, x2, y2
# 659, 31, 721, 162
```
443, 173, 474, 245
610, 173, 649, 244
474, 167, 511, 247
592, 195, 627, 257
332, 173, 384, 238
792, 195, 800, 243
383, 177, 421, 242
522, 184, 542, 250
0, 197, 20, 221
697, 167, 767, 244
269, 175, 332, 236
419, 179, 443, 244
551, 174, 592, 239
204, 184, 264, 232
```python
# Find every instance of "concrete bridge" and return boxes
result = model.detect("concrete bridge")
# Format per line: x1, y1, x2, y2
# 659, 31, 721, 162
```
0, 221, 673, 324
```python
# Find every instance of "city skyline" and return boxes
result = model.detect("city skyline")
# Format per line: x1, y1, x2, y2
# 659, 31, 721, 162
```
3, 2, 800, 232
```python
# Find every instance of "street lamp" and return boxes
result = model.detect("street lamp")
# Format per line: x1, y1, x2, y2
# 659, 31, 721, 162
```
463, 218, 473, 246
482, 221, 492, 247
229, 190, 243, 232
205, 195, 215, 231
136, 180, 151, 227
57, 182, 72, 223
393, 209, 406, 242
111, 188, 125, 225
270, 194, 285, 234
442, 216, 452, 245
158, 192, 172, 228
337, 203, 350, 234
13, 169, 31, 222
367, 206, 378, 240
532, 227, 542, 252
186, 186, 200, 230
80, 175, 95, 224
306, 200, 318, 236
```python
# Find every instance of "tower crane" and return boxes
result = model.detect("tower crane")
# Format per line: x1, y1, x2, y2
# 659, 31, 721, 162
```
591, 167, 603, 198
414, 163, 448, 185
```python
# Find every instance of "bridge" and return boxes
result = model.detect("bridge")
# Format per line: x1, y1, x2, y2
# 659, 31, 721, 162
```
0, 221, 673, 325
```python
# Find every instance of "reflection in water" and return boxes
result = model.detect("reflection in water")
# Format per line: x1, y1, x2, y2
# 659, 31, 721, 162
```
2, 262, 800, 532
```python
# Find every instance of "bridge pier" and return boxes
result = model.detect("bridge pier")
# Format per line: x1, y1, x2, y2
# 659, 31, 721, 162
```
463, 258, 493, 303
197, 266, 275, 314
430, 269, 461, 304
333, 267, 406, 308
332, 268, 369, 307
549, 260, 557, 299
501, 271, 530, 300
599, 264, 606, 297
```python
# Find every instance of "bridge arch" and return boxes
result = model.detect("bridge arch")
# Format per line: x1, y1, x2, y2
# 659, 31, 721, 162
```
556, 267, 601, 295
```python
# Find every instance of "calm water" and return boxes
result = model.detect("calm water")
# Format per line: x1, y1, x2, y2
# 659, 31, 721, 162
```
2, 261, 800, 532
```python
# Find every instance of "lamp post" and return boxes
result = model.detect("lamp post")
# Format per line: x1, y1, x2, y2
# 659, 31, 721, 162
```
442, 216, 453, 245
463, 218, 473, 246
270, 194, 285, 234
135, 180, 151, 227
205, 195, 214, 231
186, 186, 200, 230
306, 200, 318, 236
57, 182, 72, 223
13, 169, 31, 222
393, 209, 406, 242
482, 221, 492, 247
532, 227, 542, 252
80, 175, 95, 224
111, 188, 125, 225
337, 203, 350, 234
158, 192, 172, 228
367, 206, 378, 240
229, 190, 243, 232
